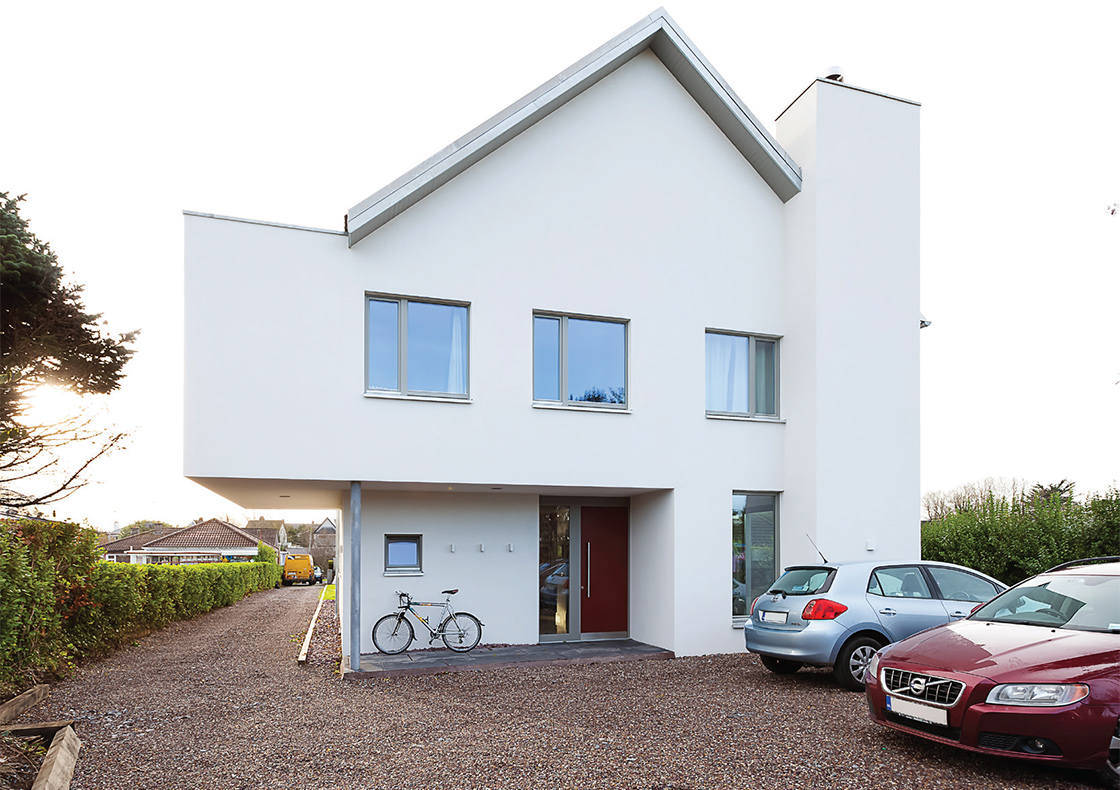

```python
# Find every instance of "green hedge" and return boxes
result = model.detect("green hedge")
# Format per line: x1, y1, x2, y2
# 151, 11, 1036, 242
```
922, 488, 1120, 585
0, 518, 281, 695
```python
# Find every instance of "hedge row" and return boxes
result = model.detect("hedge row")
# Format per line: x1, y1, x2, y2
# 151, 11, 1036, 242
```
921, 487, 1120, 585
0, 517, 281, 695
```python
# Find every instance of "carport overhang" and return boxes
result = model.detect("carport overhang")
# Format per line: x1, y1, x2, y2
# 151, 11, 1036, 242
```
187, 475, 669, 511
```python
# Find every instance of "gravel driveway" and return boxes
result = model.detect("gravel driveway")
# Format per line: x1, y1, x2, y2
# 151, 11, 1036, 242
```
22, 585, 1106, 790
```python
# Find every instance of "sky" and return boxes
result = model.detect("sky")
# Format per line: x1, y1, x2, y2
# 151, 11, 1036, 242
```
4, 0, 1118, 531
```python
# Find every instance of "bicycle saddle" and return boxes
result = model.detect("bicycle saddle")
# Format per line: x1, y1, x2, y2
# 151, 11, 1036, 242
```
442, 588, 459, 595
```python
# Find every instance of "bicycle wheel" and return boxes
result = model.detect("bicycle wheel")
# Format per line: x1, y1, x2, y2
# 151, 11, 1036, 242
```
440, 612, 482, 652
372, 613, 414, 654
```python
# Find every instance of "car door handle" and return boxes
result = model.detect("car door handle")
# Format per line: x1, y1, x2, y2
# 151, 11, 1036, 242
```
879, 608, 898, 616
948, 611, 967, 620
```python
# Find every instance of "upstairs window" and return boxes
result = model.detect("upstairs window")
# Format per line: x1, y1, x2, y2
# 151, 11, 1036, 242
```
705, 330, 778, 418
534, 313, 627, 408
367, 296, 468, 398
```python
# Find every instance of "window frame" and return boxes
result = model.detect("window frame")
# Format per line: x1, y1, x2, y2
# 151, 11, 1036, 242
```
731, 490, 780, 622
704, 329, 781, 420
533, 311, 629, 410
384, 534, 423, 576
365, 293, 470, 400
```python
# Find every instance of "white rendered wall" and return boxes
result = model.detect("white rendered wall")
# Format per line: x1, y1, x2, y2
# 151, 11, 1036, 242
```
629, 490, 676, 650
777, 81, 921, 565
185, 52, 786, 495
343, 492, 538, 658
186, 55, 921, 657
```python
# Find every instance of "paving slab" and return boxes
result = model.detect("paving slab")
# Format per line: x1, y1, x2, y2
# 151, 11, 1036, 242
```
344, 639, 674, 679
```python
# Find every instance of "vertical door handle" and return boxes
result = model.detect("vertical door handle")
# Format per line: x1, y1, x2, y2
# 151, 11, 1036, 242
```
586, 543, 591, 598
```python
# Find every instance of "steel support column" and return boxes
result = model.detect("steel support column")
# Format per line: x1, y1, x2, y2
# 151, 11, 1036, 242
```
348, 481, 362, 671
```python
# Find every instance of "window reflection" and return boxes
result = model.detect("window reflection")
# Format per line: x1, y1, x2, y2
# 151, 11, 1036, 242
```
568, 319, 626, 404
732, 493, 777, 616
367, 299, 399, 390
533, 313, 627, 407
539, 506, 570, 635
533, 316, 560, 401
407, 302, 468, 395
366, 296, 468, 397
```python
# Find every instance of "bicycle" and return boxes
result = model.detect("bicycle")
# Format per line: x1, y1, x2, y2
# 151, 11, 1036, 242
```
372, 589, 484, 654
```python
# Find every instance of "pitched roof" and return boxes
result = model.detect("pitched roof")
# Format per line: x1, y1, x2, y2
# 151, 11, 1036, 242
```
346, 8, 801, 247
242, 526, 281, 548
144, 519, 270, 550
99, 531, 165, 553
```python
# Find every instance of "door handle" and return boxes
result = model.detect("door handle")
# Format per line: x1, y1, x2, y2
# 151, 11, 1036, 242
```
586, 543, 591, 598
879, 608, 898, 616
948, 611, 967, 620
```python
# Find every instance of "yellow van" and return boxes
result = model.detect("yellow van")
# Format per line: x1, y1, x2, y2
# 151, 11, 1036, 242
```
282, 553, 316, 585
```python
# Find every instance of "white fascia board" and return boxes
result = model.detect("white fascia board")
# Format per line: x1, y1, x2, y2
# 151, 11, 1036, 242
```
346, 9, 802, 247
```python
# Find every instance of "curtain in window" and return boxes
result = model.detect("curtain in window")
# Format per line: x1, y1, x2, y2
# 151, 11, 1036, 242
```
446, 306, 467, 395
705, 333, 747, 413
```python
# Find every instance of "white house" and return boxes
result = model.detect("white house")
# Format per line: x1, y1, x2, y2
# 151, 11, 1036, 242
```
183, 9, 921, 666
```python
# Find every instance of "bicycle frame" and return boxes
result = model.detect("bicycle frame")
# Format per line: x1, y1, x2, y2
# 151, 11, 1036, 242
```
393, 592, 467, 643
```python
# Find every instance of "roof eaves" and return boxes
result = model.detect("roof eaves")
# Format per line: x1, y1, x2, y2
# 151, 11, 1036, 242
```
346, 9, 801, 247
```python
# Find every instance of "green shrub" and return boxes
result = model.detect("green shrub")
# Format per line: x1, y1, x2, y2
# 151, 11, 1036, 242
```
922, 488, 1120, 585
0, 517, 282, 695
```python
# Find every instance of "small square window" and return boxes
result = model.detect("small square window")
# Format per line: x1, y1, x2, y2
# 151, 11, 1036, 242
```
385, 535, 422, 574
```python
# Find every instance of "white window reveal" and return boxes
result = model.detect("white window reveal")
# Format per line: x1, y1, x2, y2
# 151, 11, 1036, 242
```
705, 330, 779, 418
367, 295, 469, 398
385, 534, 423, 575
533, 313, 628, 408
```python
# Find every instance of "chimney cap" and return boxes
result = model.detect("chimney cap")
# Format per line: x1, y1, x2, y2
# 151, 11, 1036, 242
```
824, 66, 844, 83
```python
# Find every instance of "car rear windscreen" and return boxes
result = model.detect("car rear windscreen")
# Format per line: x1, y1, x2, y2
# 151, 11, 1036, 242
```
769, 567, 834, 595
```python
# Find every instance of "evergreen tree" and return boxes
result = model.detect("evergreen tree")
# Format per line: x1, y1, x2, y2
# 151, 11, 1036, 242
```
1, 192, 137, 506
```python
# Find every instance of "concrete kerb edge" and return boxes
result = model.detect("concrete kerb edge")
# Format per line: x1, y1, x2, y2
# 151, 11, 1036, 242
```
297, 590, 328, 666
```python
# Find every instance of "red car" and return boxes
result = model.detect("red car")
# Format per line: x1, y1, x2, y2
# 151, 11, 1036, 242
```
865, 558, 1120, 783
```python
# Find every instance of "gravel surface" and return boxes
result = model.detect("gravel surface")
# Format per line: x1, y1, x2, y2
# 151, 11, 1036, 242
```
16, 585, 1108, 790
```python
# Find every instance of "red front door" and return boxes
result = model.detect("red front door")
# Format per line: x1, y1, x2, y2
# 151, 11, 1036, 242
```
579, 506, 628, 634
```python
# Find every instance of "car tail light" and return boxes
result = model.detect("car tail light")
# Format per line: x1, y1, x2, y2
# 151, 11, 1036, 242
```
749, 597, 761, 616
802, 599, 848, 620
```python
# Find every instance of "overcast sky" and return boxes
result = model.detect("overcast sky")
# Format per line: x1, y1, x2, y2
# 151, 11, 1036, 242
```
5, 0, 1118, 530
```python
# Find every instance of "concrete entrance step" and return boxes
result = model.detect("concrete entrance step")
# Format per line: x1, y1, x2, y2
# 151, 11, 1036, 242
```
345, 638, 674, 679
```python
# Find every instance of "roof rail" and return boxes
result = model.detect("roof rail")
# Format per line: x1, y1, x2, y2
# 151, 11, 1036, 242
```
1043, 556, 1120, 573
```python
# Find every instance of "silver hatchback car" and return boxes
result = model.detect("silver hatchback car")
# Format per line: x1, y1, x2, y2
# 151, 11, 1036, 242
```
743, 560, 1007, 690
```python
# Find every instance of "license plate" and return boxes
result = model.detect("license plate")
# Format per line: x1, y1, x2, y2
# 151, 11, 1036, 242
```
886, 695, 948, 726
759, 610, 788, 624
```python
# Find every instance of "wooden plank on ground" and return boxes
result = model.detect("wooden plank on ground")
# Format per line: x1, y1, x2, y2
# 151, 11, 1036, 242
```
0, 685, 49, 725
31, 725, 81, 790
0, 720, 76, 739
298, 592, 327, 665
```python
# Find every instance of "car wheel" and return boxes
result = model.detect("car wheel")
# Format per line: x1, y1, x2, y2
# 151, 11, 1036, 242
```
1101, 717, 1120, 789
760, 655, 803, 675
834, 636, 883, 691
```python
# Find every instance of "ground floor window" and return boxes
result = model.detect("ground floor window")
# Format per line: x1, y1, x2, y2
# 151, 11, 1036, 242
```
385, 534, 422, 574
732, 493, 777, 616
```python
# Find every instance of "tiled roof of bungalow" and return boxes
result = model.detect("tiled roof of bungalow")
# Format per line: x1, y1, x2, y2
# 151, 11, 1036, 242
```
145, 519, 275, 550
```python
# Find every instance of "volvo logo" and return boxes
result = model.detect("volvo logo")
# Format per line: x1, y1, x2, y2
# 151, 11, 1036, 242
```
909, 677, 927, 695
